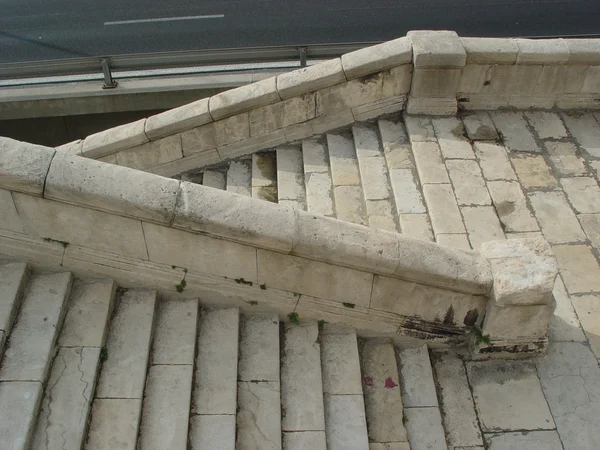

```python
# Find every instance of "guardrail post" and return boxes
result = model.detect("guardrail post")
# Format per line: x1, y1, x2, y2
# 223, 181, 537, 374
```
100, 58, 118, 89
298, 47, 307, 67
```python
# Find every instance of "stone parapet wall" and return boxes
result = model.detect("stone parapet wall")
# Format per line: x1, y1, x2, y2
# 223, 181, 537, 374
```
0, 136, 557, 356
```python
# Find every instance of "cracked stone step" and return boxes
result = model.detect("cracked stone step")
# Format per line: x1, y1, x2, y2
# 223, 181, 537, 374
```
320, 328, 369, 450
87, 289, 157, 450
276, 145, 307, 210
252, 152, 278, 203
31, 279, 116, 450
227, 159, 252, 197
202, 169, 226, 190
302, 139, 335, 217
281, 321, 326, 450
236, 314, 281, 450
359, 339, 408, 445
0, 261, 28, 358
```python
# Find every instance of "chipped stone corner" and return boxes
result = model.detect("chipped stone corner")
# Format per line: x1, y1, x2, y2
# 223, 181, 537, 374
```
470, 237, 558, 360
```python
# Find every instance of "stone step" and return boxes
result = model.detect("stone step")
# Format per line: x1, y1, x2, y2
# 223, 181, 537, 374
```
276, 144, 306, 210
190, 307, 240, 450
280, 321, 326, 450
139, 298, 198, 450
86, 289, 157, 450
398, 345, 447, 450
202, 169, 226, 190
0, 261, 28, 358
237, 314, 281, 450
359, 338, 408, 448
226, 159, 252, 197
0, 271, 73, 450
31, 279, 116, 450
302, 139, 335, 217
252, 152, 278, 203
320, 328, 369, 450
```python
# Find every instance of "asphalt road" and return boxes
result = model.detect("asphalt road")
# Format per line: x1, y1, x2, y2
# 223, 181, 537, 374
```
1, 0, 599, 63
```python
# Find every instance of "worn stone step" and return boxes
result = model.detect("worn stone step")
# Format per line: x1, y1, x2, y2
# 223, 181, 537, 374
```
252, 152, 278, 203
0, 271, 72, 450
236, 314, 281, 450
139, 298, 198, 450
302, 139, 335, 217
227, 159, 252, 197
359, 339, 408, 446
397, 345, 447, 450
0, 261, 28, 358
202, 169, 227, 190
31, 279, 116, 450
276, 145, 307, 210
320, 328, 369, 450
281, 321, 326, 450
87, 289, 157, 450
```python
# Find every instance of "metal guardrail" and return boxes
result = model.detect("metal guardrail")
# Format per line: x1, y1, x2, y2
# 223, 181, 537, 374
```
0, 42, 378, 88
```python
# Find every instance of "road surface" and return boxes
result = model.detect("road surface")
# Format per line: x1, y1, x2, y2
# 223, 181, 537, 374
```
1, 0, 599, 63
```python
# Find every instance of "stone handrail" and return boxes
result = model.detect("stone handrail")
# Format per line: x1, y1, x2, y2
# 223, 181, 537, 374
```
53, 31, 600, 177
0, 136, 558, 358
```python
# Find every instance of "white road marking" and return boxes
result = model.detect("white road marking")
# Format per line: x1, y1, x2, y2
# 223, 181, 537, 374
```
104, 14, 224, 26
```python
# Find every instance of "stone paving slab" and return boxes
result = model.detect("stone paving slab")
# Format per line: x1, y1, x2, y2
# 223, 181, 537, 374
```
0, 381, 42, 450
321, 329, 363, 396
398, 345, 438, 408
404, 407, 448, 450
237, 381, 282, 450
511, 154, 558, 189
0, 261, 27, 338
324, 394, 370, 450
484, 430, 563, 450
238, 314, 280, 382
283, 431, 327, 450
86, 398, 142, 450
151, 297, 198, 365
190, 414, 236, 450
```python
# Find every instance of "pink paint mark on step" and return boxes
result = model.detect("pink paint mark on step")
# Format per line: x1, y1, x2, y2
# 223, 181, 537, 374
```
363, 376, 373, 386
384, 377, 398, 388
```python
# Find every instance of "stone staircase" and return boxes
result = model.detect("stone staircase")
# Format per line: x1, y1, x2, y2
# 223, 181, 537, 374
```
0, 260, 453, 450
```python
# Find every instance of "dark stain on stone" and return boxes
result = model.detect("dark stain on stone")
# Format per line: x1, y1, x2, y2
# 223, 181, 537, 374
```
255, 152, 277, 182
463, 309, 479, 327
484, 80, 491, 86
495, 201, 516, 217
443, 305, 455, 325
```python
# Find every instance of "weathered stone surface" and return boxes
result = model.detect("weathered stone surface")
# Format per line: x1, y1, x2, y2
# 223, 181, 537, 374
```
145, 97, 211, 140
46, 151, 180, 225
579, 213, 600, 248
59, 279, 115, 347
404, 115, 436, 143
535, 342, 600, 449
210, 77, 279, 120
316, 74, 383, 116
250, 94, 315, 136
327, 132, 361, 186
238, 314, 280, 382
277, 58, 346, 99
0, 188, 23, 233
0, 381, 42, 450
152, 298, 198, 365
181, 122, 217, 155
13, 193, 149, 260
473, 142, 516, 181
143, 223, 257, 282
490, 112, 539, 153
482, 301, 554, 341
283, 431, 327, 450
432, 117, 475, 159
461, 37, 519, 64
305, 172, 334, 216
0, 272, 71, 383
550, 276, 586, 342
561, 177, 600, 213
571, 294, 600, 356
484, 431, 563, 450
277, 145, 306, 208
333, 185, 367, 225
96, 289, 156, 399
378, 119, 413, 169
545, 141, 586, 176
481, 238, 557, 306
31, 347, 100, 450
433, 352, 483, 448
361, 339, 407, 443
115, 134, 183, 170
561, 112, 600, 158
462, 111, 499, 140
397, 345, 438, 407
436, 233, 471, 249
529, 191, 585, 244
226, 159, 252, 197
82, 119, 148, 159
193, 308, 239, 415
487, 181, 539, 232
366, 199, 398, 232
515, 38, 569, 64
203, 169, 226, 190
86, 398, 142, 450
139, 365, 193, 450
324, 395, 370, 450
358, 155, 391, 200
411, 68, 462, 98
321, 329, 363, 395
446, 160, 491, 206
174, 181, 296, 253
553, 244, 600, 294
0, 262, 27, 339
423, 184, 465, 234
399, 213, 434, 241
236, 381, 282, 450
214, 113, 250, 147
342, 37, 412, 79
404, 407, 448, 450
56, 139, 83, 155
281, 322, 325, 432
284, 110, 354, 142
408, 30, 466, 68
389, 168, 426, 213
564, 39, 600, 64
0, 137, 55, 196
466, 360, 554, 432
412, 141, 450, 184
190, 414, 235, 450
525, 111, 567, 139
150, 149, 221, 177
462, 206, 505, 249
369, 443, 411, 450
